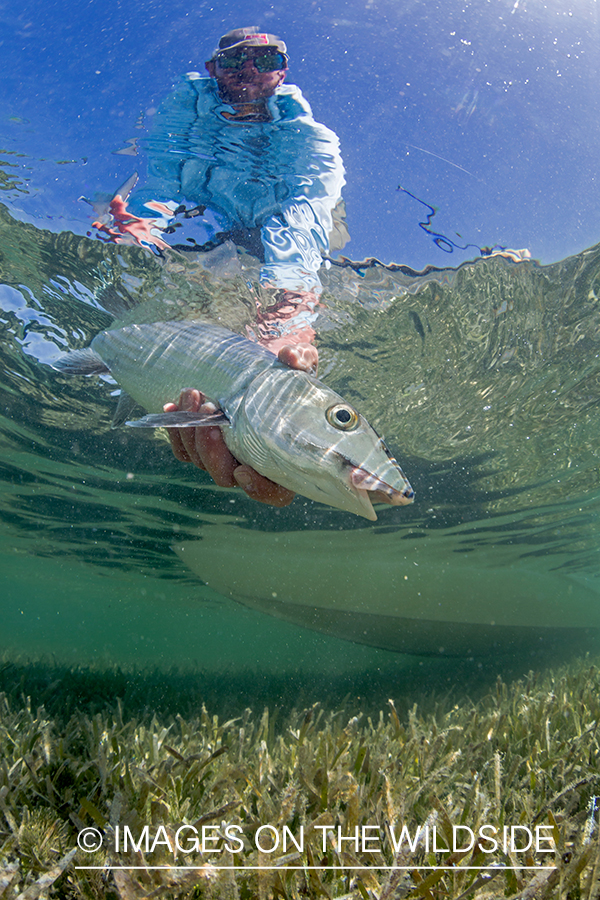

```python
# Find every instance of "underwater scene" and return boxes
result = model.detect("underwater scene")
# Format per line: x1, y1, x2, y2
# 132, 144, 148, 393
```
2, 0, 600, 896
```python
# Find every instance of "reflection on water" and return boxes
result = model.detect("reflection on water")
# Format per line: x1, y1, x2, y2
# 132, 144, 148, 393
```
1, 198, 600, 665
108, 30, 347, 297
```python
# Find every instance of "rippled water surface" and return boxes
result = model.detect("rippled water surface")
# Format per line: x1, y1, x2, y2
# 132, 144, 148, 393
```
3, 205, 600, 671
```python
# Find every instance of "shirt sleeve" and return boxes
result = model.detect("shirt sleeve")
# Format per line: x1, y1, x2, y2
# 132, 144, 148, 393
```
128, 76, 202, 217
259, 94, 346, 293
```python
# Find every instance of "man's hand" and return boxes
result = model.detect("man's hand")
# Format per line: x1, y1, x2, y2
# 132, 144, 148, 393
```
277, 341, 318, 374
93, 195, 171, 250
164, 341, 319, 507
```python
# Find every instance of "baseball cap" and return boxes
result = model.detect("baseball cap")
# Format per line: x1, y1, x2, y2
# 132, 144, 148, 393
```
213, 27, 287, 57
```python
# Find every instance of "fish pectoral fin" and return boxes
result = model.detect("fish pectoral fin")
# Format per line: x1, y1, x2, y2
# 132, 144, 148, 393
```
126, 410, 229, 428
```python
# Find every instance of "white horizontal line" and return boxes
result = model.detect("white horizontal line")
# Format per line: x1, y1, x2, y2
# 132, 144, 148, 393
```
75, 865, 557, 872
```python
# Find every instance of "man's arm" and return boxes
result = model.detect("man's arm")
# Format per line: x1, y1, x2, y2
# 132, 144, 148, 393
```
259, 93, 346, 293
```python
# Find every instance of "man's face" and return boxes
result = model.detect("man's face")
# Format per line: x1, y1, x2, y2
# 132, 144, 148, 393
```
205, 47, 287, 102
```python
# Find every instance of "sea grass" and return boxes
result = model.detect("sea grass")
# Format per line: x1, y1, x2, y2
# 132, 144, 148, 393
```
0, 657, 599, 898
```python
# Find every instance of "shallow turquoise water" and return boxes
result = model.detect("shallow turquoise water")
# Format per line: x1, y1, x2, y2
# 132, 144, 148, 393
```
2, 207, 600, 689
3, 0, 600, 708
1, 547, 396, 673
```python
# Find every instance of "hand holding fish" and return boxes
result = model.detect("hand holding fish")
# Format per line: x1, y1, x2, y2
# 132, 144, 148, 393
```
278, 342, 319, 375
164, 342, 320, 507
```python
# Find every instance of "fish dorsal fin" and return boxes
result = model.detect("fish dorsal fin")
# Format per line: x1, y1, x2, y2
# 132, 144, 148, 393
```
96, 284, 138, 319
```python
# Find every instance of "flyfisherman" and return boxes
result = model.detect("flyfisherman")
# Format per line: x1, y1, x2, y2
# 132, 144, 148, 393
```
123, 26, 346, 307
107, 27, 342, 506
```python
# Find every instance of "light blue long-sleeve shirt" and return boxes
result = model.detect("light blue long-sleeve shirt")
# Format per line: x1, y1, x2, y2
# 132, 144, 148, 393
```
130, 75, 346, 292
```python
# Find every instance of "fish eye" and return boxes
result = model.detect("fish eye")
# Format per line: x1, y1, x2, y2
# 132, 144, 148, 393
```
326, 403, 359, 431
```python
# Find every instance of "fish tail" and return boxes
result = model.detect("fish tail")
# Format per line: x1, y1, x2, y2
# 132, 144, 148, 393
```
51, 348, 109, 376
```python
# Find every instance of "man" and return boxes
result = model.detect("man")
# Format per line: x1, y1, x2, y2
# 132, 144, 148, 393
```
109, 28, 340, 506
129, 26, 346, 305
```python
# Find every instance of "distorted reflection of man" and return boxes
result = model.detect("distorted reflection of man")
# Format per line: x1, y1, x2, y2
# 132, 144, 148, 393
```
128, 26, 347, 339
110, 27, 346, 507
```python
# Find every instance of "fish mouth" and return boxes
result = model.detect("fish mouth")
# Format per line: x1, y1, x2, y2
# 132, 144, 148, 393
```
350, 466, 415, 517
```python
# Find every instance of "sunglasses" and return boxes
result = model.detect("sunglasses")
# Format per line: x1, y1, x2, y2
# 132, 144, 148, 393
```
216, 49, 288, 73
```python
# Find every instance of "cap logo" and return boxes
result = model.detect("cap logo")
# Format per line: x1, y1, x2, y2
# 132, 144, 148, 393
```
244, 33, 268, 42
